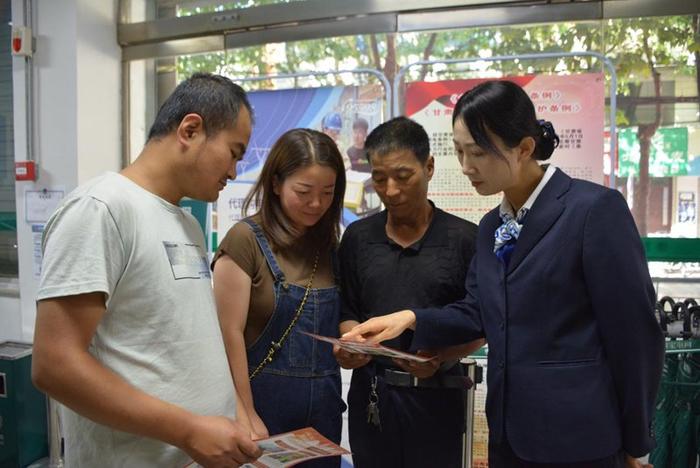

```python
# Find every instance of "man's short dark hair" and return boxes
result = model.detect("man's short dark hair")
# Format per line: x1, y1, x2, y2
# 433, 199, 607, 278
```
364, 116, 430, 164
352, 117, 369, 132
147, 73, 253, 141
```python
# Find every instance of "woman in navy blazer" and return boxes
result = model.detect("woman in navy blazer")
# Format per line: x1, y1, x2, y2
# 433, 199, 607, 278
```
344, 80, 664, 467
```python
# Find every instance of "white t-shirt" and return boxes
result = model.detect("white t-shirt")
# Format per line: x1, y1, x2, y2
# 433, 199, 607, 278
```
38, 172, 236, 467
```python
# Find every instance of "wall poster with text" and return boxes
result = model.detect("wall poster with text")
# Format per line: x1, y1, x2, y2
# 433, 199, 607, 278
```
406, 74, 605, 224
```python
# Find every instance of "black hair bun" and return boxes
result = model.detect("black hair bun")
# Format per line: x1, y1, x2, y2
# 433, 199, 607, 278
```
537, 119, 560, 161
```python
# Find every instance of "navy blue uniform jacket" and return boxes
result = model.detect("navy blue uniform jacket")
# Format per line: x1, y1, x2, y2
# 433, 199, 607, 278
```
411, 168, 664, 463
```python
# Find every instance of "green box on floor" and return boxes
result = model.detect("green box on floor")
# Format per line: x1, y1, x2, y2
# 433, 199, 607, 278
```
0, 342, 48, 468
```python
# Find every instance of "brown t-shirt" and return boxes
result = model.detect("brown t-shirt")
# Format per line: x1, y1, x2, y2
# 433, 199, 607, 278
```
212, 221, 335, 345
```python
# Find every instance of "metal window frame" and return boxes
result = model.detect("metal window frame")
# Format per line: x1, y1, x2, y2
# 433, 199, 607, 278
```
119, 0, 698, 176
118, 0, 700, 61
118, 0, 519, 45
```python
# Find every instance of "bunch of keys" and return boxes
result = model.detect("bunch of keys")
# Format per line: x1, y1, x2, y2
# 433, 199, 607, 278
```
367, 376, 381, 430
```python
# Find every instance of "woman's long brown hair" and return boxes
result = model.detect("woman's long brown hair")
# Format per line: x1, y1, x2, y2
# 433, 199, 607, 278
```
242, 128, 347, 252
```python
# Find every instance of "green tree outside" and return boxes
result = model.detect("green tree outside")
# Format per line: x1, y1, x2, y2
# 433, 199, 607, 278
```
173, 6, 699, 236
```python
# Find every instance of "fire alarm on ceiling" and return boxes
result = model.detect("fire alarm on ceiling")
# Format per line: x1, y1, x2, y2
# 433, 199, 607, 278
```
11, 26, 33, 57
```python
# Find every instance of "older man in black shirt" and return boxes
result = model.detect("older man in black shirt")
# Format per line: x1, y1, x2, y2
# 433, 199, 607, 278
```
337, 117, 482, 468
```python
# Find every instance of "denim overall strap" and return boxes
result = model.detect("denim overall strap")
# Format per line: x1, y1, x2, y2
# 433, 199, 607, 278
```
244, 230, 345, 451
246, 277, 340, 377
243, 241, 340, 378
241, 218, 286, 284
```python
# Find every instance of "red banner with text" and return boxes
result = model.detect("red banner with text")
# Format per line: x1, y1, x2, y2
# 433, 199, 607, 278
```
406, 74, 605, 223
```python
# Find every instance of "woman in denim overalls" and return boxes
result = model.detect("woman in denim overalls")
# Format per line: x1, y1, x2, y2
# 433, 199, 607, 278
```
212, 128, 347, 467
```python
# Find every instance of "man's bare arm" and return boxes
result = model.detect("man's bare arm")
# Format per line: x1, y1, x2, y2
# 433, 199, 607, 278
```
33, 292, 260, 466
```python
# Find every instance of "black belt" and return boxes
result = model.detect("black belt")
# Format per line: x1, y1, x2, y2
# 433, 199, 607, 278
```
383, 368, 473, 390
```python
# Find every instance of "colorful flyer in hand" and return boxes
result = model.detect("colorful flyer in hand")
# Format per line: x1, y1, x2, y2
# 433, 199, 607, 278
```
300, 331, 435, 363
184, 427, 349, 468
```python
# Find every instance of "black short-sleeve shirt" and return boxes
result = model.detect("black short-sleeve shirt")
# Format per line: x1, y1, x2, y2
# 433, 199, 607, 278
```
338, 203, 478, 350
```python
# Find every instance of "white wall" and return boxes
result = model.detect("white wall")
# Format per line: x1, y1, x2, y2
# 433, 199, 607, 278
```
9, 0, 120, 341
76, 1, 121, 183
0, 293, 21, 342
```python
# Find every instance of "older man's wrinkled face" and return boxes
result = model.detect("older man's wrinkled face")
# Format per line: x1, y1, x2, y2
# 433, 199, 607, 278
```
369, 149, 434, 220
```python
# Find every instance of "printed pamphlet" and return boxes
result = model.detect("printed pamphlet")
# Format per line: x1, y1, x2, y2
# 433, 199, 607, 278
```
184, 427, 349, 468
301, 331, 435, 363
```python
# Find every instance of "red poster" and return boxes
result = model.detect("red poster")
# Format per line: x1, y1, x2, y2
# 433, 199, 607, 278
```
406, 74, 605, 223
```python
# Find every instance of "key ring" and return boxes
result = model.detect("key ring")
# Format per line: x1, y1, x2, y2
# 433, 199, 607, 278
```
369, 376, 379, 403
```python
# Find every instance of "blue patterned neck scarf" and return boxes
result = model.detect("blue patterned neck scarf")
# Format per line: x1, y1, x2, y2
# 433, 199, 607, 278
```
494, 207, 529, 265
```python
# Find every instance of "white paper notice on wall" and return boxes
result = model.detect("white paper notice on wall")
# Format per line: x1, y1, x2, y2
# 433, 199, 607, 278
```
25, 188, 65, 223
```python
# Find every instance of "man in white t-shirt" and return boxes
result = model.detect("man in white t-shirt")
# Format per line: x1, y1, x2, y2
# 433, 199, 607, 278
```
32, 73, 262, 467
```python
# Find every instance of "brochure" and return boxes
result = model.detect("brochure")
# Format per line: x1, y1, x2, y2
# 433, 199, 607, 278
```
301, 331, 435, 363
184, 427, 349, 468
